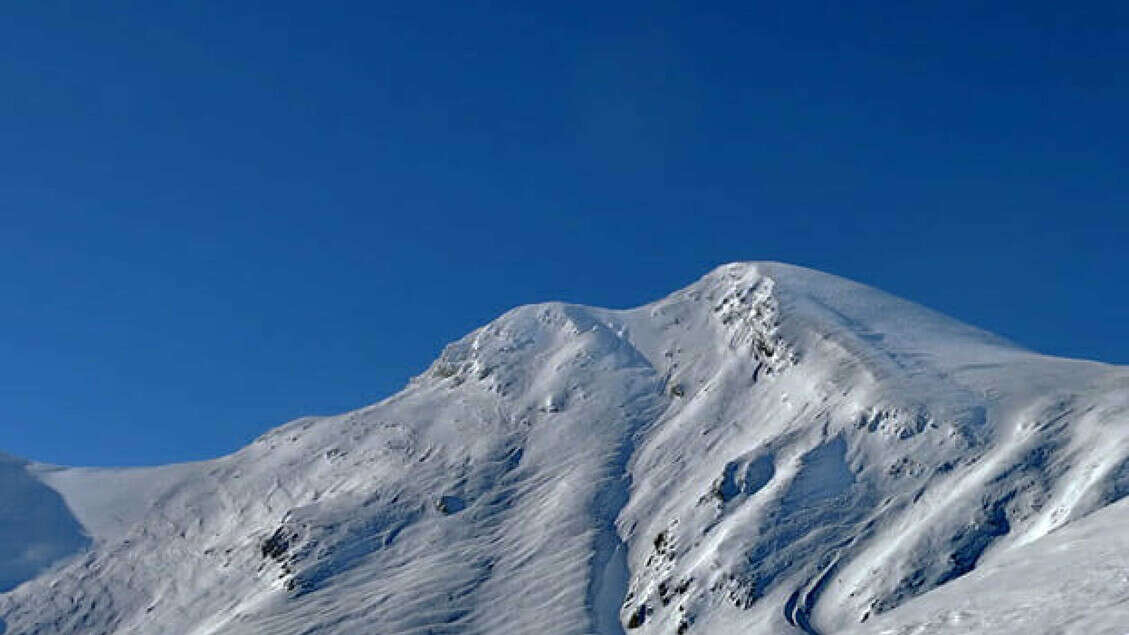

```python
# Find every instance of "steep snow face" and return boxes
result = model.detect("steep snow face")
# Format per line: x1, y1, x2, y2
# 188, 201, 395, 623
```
1, 262, 1127, 635
581, 264, 1127, 634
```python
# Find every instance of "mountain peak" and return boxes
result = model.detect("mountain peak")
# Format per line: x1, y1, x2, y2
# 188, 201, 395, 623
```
2, 264, 1127, 634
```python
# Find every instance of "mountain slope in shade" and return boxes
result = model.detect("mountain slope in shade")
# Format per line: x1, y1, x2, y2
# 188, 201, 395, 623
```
0, 455, 88, 593
1, 262, 1127, 634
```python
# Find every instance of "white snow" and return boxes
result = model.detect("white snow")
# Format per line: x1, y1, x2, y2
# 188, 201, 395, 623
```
843, 495, 1129, 634
1, 262, 1126, 634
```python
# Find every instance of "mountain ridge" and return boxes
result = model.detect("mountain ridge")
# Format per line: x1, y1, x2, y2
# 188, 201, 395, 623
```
2, 262, 1127, 634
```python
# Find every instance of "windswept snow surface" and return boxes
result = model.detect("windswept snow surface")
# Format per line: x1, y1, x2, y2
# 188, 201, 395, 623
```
1, 262, 1127, 634
842, 495, 1129, 634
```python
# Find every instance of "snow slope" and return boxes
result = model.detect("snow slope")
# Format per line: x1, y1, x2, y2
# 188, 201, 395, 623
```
842, 495, 1129, 634
0, 455, 88, 593
1, 262, 1127, 634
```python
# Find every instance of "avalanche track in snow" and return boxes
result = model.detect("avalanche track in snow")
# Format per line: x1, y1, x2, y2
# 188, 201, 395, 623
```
1, 262, 1127, 635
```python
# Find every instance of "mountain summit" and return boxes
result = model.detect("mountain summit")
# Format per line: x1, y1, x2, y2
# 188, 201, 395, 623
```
2, 262, 1128, 634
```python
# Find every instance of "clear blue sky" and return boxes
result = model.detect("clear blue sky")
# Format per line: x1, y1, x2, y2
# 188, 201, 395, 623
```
2, 1, 1126, 466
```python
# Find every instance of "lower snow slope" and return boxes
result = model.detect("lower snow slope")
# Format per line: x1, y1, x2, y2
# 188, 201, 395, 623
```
843, 494, 1129, 634
1, 262, 1127, 634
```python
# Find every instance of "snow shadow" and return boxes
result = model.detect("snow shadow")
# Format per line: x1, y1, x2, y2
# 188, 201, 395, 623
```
0, 456, 89, 592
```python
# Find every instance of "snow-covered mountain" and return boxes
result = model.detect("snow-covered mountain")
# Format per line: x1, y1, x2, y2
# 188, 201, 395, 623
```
2, 262, 1127, 635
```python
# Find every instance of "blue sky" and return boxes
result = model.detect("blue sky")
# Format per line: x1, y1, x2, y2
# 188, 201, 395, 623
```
2, 1, 1126, 466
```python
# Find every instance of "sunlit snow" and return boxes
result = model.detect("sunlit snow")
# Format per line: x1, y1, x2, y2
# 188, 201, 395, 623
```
1, 262, 1126, 634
